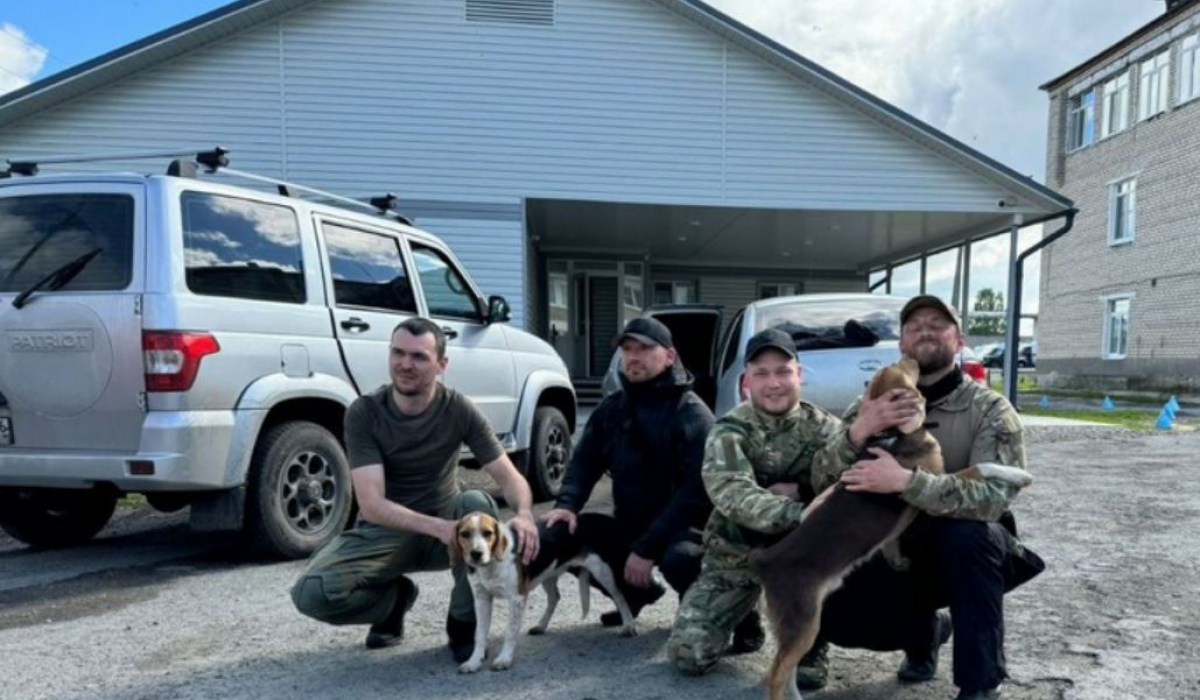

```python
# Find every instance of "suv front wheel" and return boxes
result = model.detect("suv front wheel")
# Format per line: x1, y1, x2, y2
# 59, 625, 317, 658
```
525, 406, 572, 502
246, 421, 353, 559
0, 486, 118, 549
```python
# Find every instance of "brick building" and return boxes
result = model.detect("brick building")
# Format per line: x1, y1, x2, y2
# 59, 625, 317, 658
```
1040, 0, 1200, 391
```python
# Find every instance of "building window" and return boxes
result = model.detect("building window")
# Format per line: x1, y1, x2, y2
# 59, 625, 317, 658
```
1103, 296, 1132, 359
1101, 71, 1130, 138
758, 282, 799, 299
1181, 32, 1200, 103
653, 281, 697, 305
1108, 178, 1137, 245
1138, 51, 1170, 121
1067, 89, 1096, 151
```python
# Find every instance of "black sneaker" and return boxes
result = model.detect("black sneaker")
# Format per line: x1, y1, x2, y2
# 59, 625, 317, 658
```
728, 610, 765, 655
795, 640, 830, 691
897, 610, 953, 683
600, 581, 665, 627
365, 578, 418, 649
446, 615, 477, 664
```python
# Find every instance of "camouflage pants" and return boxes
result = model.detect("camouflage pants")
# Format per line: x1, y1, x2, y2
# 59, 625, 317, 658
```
667, 541, 760, 675
290, 489, 497, 626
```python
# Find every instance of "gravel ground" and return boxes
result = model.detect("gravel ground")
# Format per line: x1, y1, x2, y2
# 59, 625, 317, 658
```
2, 425, 1198, 700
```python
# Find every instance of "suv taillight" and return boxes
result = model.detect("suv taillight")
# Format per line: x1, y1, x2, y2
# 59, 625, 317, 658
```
143, 331, 220, 392
962, 359, 988, 385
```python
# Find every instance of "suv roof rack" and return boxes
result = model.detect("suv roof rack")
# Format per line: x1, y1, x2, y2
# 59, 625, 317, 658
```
1, 147, 413, 225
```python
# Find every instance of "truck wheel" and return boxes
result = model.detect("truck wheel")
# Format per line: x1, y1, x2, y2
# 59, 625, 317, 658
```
0, 487, 117, 549
526, 407, 571, 502
246, 421, 353, 559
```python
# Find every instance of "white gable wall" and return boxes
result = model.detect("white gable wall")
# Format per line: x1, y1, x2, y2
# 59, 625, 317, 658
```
0, 0, 1019, 332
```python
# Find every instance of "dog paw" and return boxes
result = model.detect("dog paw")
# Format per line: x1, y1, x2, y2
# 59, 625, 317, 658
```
528, 625, 546, 636
619, 625, 639, 638
490, 657, 513, 671
458, 660, 484, 674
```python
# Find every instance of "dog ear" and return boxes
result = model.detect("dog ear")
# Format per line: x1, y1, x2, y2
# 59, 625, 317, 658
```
448, 519, 466, 568
490, 517, 509, 561
896, 356, 920, 383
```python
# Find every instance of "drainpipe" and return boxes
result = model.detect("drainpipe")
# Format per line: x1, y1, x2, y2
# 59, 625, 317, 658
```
1004, 208, 1078, 407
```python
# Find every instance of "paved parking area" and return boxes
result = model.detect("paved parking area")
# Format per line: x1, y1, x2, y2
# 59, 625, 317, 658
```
2, 425, 1197, 700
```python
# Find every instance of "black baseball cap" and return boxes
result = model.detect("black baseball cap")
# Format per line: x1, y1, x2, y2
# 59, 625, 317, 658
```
615, 317, 674, 349
745, 328, 797, 363
900, 294, 961, 328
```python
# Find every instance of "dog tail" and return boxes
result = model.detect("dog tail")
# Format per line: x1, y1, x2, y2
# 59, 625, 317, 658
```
577, 569, 592, 619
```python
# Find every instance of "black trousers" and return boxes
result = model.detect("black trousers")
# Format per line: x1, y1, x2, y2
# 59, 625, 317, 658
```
536, 512, 703, 609
817, 516, 1042, 693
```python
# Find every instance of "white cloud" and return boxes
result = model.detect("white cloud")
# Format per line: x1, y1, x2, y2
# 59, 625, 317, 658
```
0, 24, 48, 96
706, 0, 1162, 181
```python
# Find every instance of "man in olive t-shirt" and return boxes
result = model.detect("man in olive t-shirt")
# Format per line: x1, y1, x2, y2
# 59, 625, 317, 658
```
291, 318, 539, 663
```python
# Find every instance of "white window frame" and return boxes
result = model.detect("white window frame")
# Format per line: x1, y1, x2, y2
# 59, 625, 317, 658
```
653, 280, 697, 305
1108, 177, 1137, 246
1138, 51, 1171, 121
1067, 89, 1096, 151
1101, 71, 1131, 138
758, 282, 800, 299
1180, 32, 1200, 104
1101, 294, 1134, 360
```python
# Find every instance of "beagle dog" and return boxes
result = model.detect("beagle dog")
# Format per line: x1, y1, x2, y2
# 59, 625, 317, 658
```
450, 511, 636, 673
751, 357, 947, 700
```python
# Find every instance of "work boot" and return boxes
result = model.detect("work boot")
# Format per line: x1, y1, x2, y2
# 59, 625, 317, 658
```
364, 577, 418, 649
600, 581, 666, 627
446, 615, 477, 664
728, 610, 765, 655
794, 640, 830, 691
897, 610, 953, 683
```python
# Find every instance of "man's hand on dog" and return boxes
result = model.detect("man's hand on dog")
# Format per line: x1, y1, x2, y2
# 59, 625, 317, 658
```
624, 553, 655, 588
511, 511, 540, 565
541, 508, 578, 534
850, 388, 922, 446
841, 448, 916, 494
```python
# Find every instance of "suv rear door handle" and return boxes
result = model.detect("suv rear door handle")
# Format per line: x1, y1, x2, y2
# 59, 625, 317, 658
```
340, 317, 370, 332
441, 326, 459, 340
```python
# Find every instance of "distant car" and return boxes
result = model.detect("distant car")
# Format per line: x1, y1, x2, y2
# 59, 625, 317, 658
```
979, 341, 1035, 369
605, 295, 994, 415
959, 346, 988, 385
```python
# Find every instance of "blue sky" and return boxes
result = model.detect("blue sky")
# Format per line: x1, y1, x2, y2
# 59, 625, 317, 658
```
0, 0, 1167, 319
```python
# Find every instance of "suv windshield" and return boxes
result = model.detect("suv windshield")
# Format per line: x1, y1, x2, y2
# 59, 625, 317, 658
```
755, 296, 907, 347
0, 194, 134, 292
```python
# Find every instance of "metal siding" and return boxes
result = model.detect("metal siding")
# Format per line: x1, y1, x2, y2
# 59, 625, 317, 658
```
0, 0, 1023, 320
0, 25, 286, 176
413, 217, 526, 329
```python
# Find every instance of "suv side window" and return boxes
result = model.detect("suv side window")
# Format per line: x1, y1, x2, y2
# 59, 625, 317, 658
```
321, 223, 417, 313
720, 310, 745, 373
410, 243, 482, 321
181, 191, 305, 303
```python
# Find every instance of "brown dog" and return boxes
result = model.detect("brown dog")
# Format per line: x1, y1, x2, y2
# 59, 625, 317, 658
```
751, 356, 945, 700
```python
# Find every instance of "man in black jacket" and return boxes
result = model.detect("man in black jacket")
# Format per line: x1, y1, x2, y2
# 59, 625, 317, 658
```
540, 317, 745, 636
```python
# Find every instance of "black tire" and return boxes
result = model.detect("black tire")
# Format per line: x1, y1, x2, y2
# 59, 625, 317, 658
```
0, 487, 117, 549
245, 421, 353, 559
526, 406, 572, 502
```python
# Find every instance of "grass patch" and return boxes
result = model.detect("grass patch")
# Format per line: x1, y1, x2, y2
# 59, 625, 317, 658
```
117, 493, 148, 510
989, 375, 1038, 393
1021, 407, 1167, 431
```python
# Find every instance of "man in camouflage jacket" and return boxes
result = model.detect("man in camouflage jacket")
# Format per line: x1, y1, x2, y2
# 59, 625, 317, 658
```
800, 295, 1043, 700
666, 327, 921, 675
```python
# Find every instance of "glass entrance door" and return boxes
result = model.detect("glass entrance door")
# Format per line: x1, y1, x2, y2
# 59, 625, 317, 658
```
544, 260, 643, 378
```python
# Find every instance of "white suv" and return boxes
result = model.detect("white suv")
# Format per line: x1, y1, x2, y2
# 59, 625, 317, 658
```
0, 150, 575, 557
